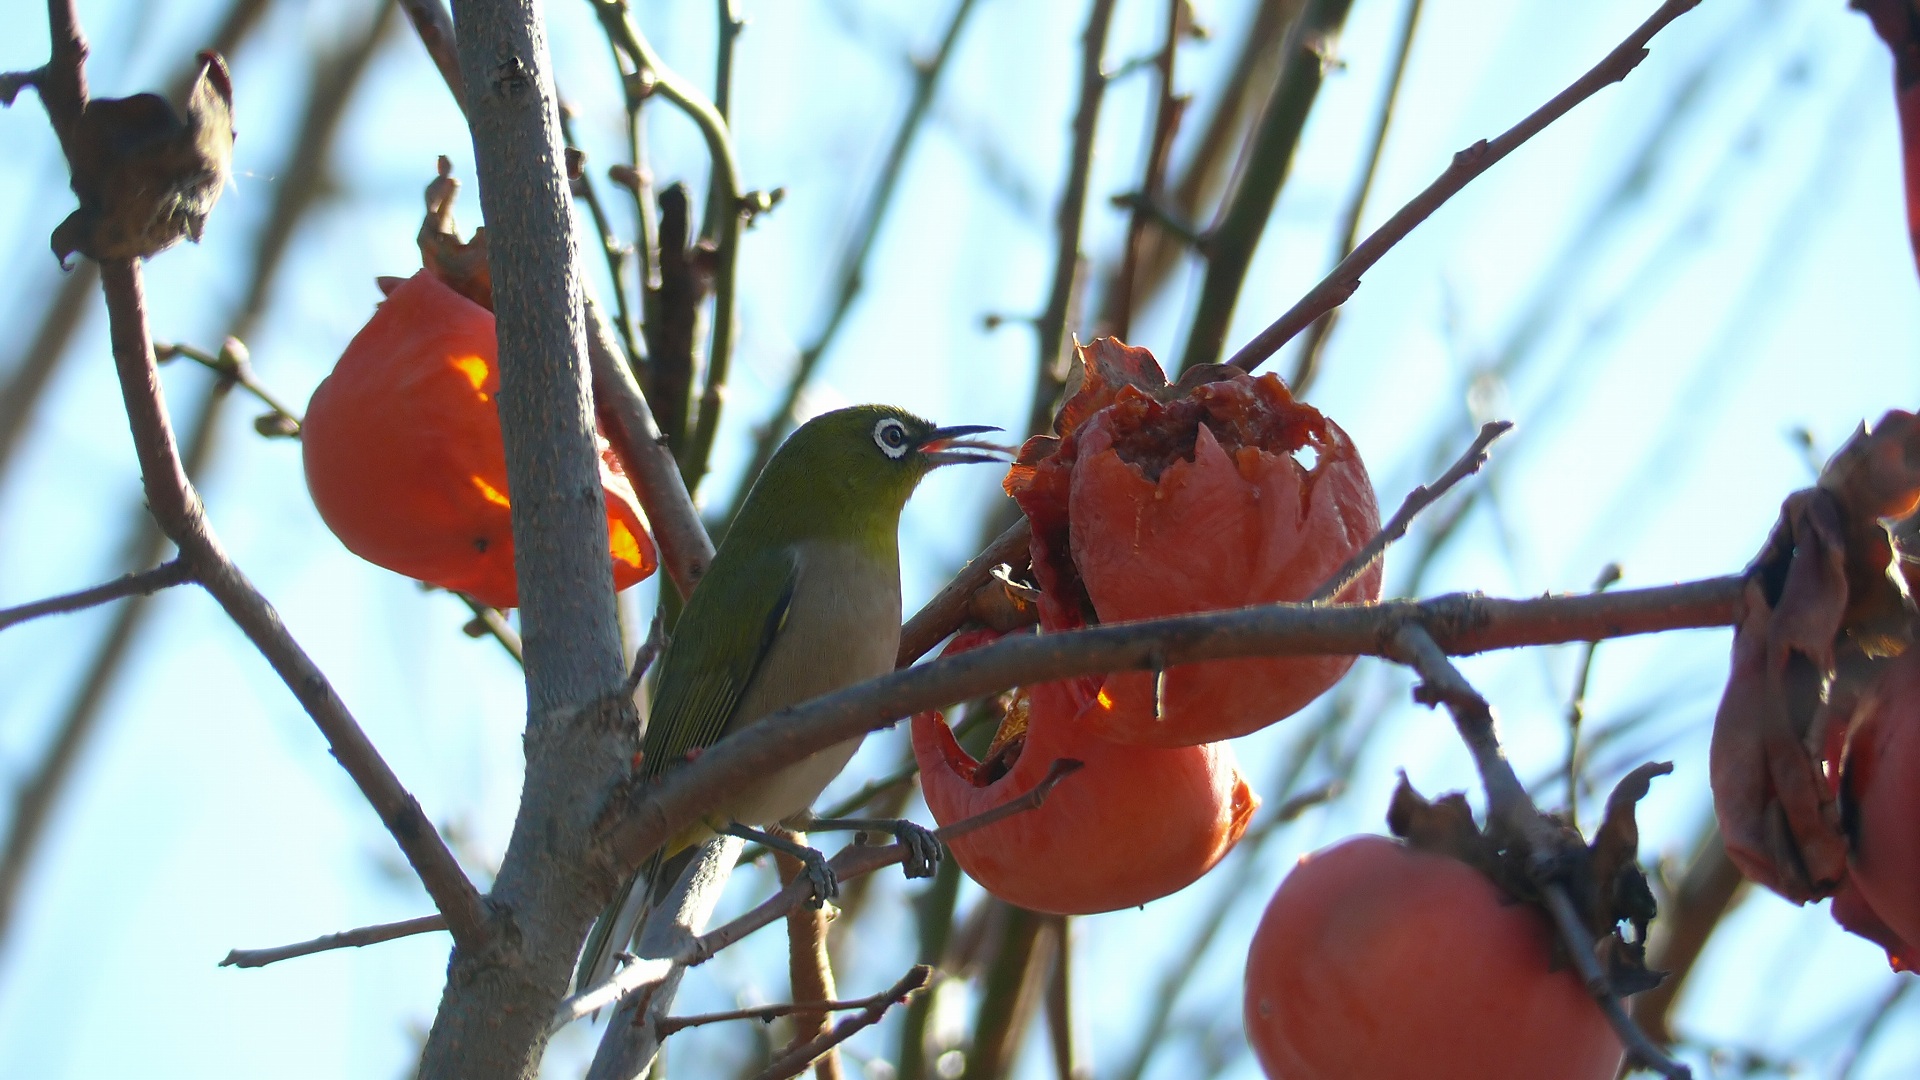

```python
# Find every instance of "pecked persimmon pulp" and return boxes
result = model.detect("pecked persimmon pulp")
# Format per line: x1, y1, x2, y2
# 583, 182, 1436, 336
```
1244, 836, 1622, 1080
913, 679, 1257, 915
302, 270, 655, 609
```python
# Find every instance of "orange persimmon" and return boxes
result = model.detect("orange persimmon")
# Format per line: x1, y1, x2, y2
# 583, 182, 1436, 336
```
1006, 338, 1380, 747
913, 679, 1256, 915
302, 270, 655, 608
1244, 835, 1623, 1080
1831, 647, 1920, 971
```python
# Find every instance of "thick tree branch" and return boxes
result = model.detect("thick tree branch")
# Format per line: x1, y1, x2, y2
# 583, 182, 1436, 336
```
1226, 0, 1703, 372
611, 577, 1742, 883
0, 559, 191, 631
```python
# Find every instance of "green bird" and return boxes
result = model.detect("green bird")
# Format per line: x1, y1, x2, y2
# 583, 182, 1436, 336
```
577, 404, 1005, 992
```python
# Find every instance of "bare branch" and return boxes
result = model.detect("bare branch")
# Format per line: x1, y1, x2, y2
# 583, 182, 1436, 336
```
219, 914, 448, 969
1226, 0, 1703, 372
1309, 420, 1512, 603
745, 966, 932, 1080
1179, 0, 1357, 371
0, 559, 191, 632
734, 0, 983, 500
1289, 0, 1426, 394
398, 0, 466, 114
898, 520, 1032, 665
658, 977, 938, 1035
586, 295, 715, 598
1027, 0, 1121, 438
10, 0, 492, 958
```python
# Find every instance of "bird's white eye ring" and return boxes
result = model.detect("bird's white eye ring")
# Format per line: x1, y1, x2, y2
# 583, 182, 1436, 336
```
873, 417, 911, 459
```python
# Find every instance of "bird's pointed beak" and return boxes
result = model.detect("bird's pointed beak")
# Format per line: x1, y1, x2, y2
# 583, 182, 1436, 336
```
917, 424, 1013, 467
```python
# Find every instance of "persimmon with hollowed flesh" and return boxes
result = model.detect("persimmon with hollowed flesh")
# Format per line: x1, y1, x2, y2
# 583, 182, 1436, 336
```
1244, 835, 1622, 1080
913, 678, 1256, 915
1005, 338, 1380, 748
302, 269, 655, 608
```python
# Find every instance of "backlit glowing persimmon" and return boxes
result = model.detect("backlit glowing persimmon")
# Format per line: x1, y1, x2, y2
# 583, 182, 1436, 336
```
1244, 835, 1623, 1080
302, 269, 656, 608
1005, 338, 1380, 747
913, 679, 1256, 915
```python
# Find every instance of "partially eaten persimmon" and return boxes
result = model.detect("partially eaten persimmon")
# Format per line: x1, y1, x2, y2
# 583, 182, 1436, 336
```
302, 269, 656, 608
913, 679, 1255, 915
1005, 338, 1381, 747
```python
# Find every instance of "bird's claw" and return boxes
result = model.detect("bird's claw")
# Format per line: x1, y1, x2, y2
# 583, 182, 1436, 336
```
895, 821, 942, 879
798, 851, 839, 908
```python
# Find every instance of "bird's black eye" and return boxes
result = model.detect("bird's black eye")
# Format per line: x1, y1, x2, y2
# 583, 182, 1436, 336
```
873, 417, 911, 459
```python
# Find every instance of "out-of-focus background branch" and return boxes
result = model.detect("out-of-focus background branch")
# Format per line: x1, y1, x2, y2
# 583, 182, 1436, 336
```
0, 0, 1915, 1076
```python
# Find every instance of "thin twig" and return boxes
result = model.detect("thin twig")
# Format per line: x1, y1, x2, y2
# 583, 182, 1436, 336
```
1027, 0, 1121, 439
1308, 420, 1512, 602
458, 594, 524, 665
1562, 562, 1622, 826
1179, 0, 1357, 371
746, 965, 932, 1080
1389, 623, 1689, 1078
1226, 0, 1704, 371
1831, 978, 1914, 1080
1289, 0, 1425, 394
591, 0, 744, 493
658, 979, 937, 1035
1107, 0, 1188, 340
155, 339, 303, 434
733, 0, 982, 505
776, 840, 844, 1080
397, 0, 465, 114
0, 559, 192, 632
1630, 821, 1744, 1046
15, 0, 489, 955
1540, 885, 1691, 1079
219, 913, 448, 969
897, 519, 1031, 666
684, 759, 1083, 966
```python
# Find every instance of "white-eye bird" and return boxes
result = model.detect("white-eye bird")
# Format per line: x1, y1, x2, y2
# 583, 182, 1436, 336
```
577, 405, 1004, 992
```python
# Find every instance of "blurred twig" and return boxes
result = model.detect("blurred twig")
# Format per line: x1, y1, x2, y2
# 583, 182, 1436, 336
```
1288, 0, 1424, 394
1179, 0, 1356, 371
1026, 0, 1121, 440
0, 0, 394, 963
591, 0, 743, 493
1226, 0, 1704, 372
1561, 562, 1622, 826
0, 559, 190, 631
1631, 821, 1746, 1046
1308, 419, 1511, 603
777, 839, 844, 1080
1105, 0, 1189, 340
748, 965, 932, 1080
733, 0, 982, 509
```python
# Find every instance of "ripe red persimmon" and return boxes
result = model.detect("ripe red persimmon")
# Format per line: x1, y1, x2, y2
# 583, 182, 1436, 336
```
1244, 835, 1623, 1080
1832, 647, 1920, 971
302, 270, 656, 608
1006, 338, 1380, 748
913, 679, 1256, 915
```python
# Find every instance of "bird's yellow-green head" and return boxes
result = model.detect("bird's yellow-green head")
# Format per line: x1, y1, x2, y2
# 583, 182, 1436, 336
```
731, 405, 1005, 549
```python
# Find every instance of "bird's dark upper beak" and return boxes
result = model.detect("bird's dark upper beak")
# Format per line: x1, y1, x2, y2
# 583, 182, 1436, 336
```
916, 424, 1012, 467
